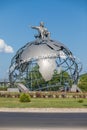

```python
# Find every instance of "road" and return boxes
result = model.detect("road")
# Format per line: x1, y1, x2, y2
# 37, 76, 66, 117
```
0, 112, 87, 130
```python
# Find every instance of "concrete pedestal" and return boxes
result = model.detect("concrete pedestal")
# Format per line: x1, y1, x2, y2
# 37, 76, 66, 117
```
71, 84, 81, 92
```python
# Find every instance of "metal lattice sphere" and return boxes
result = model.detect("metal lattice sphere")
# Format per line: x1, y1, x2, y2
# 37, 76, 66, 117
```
9, 22, 82, 91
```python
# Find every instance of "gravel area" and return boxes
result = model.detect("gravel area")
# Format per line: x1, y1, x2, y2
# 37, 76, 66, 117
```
0, 108, 87, 113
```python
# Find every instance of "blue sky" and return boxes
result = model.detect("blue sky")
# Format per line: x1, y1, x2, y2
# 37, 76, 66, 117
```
0, 0, 87, 79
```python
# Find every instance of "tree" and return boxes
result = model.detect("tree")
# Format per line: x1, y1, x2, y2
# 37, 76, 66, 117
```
78, 73, 87, 92
23, 64, 72, 91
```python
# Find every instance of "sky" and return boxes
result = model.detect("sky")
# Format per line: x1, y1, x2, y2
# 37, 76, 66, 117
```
0, 0, 87, 80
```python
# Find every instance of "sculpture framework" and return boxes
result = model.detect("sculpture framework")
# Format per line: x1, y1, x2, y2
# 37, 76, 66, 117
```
9, 22, 82, 91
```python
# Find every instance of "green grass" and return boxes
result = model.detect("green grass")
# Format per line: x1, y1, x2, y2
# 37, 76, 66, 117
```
0, 98, 87, 108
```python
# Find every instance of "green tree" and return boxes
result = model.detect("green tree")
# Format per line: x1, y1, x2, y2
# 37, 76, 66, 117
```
78, 73, 87, 92
23, 64, 72, 91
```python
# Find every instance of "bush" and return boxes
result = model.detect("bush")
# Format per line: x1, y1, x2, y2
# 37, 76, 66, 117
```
36, 92, 42, 98
78, 99, 84, 103
20, 93, 31, 102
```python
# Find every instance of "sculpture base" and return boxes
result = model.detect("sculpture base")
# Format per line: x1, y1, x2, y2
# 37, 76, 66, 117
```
71, 84, 81, 92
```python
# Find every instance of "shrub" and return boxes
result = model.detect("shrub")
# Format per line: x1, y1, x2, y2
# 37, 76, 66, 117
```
20, 93, 31, 102
36, 92, 42, 98
61, 93, 66, 98
78, 99, 84, 103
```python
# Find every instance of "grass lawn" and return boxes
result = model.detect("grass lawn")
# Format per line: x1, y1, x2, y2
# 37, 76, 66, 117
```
0, 98, 87, 108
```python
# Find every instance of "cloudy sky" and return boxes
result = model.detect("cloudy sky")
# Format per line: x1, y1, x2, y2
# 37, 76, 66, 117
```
0, 0, 87, 79
0, 39, 13, 53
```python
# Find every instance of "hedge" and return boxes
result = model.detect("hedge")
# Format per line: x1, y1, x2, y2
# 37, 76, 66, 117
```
0, 91, 87, 98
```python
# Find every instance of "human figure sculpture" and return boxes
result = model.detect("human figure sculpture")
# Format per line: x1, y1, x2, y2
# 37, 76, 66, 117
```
31, 22, 50, 39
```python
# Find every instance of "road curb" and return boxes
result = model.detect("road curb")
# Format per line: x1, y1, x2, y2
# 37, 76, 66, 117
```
0, 108, 87, 113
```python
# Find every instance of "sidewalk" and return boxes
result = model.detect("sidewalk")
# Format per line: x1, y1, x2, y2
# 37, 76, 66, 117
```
0, 108, 87, 113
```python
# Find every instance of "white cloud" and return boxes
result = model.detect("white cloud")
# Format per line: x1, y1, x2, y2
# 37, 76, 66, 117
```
0, 39, 14, 53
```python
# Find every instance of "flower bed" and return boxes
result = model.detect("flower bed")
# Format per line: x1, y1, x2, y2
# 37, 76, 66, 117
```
0, 91, 87, 98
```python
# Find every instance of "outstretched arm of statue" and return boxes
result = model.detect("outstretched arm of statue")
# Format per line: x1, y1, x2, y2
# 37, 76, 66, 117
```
31, 26, 39, 30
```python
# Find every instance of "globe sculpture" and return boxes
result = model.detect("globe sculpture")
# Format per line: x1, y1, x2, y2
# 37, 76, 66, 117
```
9, 22, 82, 91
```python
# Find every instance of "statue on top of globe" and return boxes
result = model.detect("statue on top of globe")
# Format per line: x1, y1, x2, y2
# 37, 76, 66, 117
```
31, 22, 50, 39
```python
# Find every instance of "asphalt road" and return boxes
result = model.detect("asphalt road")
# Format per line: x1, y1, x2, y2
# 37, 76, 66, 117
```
0, 112, 87, 130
